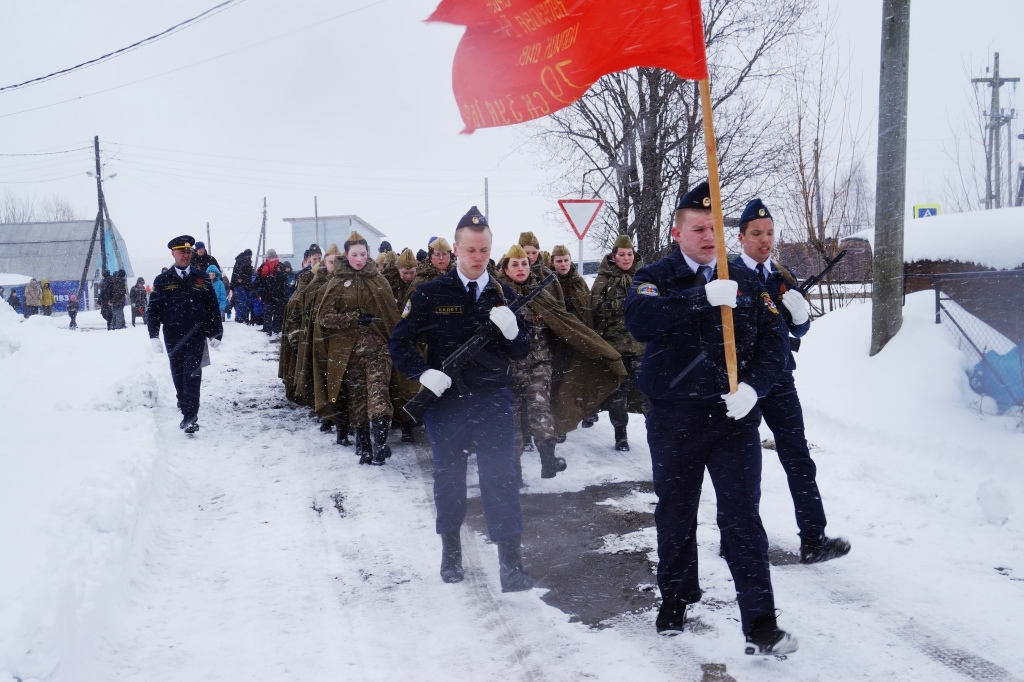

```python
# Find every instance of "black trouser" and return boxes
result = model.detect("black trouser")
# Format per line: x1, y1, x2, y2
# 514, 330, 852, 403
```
758, 371, 827, 539
167, 341, 204, 421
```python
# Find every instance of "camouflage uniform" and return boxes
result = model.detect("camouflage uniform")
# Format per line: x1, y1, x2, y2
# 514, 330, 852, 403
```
591, 253, 649, 429
341, 320, 393, 427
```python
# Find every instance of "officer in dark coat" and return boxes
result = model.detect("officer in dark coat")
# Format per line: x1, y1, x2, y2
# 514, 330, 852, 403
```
624, 182, 797, 655
148, 235, 224, 434
389, 206, 535, 592
734, 198, 850, 564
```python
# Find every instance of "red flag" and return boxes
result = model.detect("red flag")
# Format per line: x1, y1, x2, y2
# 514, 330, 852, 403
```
428, 0, 707, 133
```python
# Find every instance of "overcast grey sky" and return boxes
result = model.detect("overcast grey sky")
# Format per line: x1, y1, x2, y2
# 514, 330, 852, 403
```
0, 0, 1021, 278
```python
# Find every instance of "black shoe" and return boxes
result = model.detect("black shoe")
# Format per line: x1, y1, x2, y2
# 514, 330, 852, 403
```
182, 416, 199, 434
336, 426, 352, 447
497, 537, 533, 593
400, 421, 416, 443
581, 414, 598, 428
655, 600, 687, 636
555, 433, 566, 444
744, 627, 798, 656
355, 424, 372, 464
537, 440, 567, 479
319, 420, 333, 433
799, 535, 851, 564
370, 418, 391, 465
440, 532, 464, 583
614, 426, 629, 451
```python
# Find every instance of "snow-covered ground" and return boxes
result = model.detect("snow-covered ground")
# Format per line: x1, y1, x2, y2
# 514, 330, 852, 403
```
1, 293, 1022, 682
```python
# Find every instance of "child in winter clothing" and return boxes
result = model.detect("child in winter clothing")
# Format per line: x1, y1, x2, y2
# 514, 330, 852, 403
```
67, 294, 79, 329
207, 264, 228, 318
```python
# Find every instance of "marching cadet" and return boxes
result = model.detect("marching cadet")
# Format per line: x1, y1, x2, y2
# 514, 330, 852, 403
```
551, 244, 596, 437
499, 244, 627, 481
280, 250, 321, 404
148, 235, 224, 434
408, 237, 456, 294
734, 198, 851, 564
624, 182, 798, 655
517, 231, 564, 303
389, 206, 534, 592
591, 235, 647, 450
382, 248, 422, 443
312, 232, 399, 465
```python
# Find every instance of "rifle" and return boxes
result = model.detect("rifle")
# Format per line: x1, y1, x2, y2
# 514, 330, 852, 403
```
403, 272, 557, 423
796, 249, 847, 295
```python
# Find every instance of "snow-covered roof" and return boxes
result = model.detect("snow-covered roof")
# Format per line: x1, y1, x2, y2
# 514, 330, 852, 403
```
850, 206, 1024, 270
0, 273, 32, 287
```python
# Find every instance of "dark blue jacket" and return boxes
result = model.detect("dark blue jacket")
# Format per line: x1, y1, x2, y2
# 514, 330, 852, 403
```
623, 249, 788, 402
730, 256, 810, 372
148, 266, 224, 354
388, 269, 531, 393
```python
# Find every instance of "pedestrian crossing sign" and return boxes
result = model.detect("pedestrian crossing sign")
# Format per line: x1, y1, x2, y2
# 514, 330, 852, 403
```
913, 204, 941, 219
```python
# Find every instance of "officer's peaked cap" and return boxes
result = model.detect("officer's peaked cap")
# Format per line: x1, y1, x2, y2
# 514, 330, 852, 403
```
675, 181, 712, 211
739, 198, 773, 226
168, 235, 196, 250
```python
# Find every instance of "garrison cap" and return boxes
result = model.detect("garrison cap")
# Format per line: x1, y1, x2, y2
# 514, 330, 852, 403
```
456, 205, 488, 229
739, 198, 773, 225
308, 243, 323, 255
675, 181, 712, 211
168, 235, 196, 250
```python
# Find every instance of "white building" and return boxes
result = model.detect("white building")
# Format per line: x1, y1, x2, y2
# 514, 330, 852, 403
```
281, 215, 387, 260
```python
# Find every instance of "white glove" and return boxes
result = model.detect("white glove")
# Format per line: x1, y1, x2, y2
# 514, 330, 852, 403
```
150, 338, 163, 354
418, 368, 452, 398
489, 305, 520, 341
209, 337, 221, 349
705, 279, 738, 308
781, 289, 809, 326
722, 382, 758, 420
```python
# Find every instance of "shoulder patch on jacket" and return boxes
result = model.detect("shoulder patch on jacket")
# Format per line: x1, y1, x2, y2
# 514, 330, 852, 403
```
761, 291, 779, 315
636, 282, 659, 297
401, 299, 412, 318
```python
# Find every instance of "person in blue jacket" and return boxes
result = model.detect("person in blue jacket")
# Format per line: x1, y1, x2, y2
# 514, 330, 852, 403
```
148, 235, 224, 434
206, 263, 228, 319
624, 181, 797, 656
389, 206, 535, 593
733, 198, 850, 565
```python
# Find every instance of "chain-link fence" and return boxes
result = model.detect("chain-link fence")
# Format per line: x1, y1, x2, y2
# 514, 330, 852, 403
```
922, 271, 1024, 420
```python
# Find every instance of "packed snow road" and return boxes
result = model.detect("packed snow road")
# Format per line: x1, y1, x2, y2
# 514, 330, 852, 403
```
2, 297, 1023, 681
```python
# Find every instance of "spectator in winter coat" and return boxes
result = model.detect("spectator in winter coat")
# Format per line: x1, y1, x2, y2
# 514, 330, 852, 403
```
67, 294, 79, 329
23, 278, 42, 318
7, 289, 21, 313
129, 277, 149, 327
255, 249, 288, 335
190, 242, 220, 273
231, 249, 254, 324
39, 280, 55, 315
106, 270, 128, 330
207, 264, 228, 317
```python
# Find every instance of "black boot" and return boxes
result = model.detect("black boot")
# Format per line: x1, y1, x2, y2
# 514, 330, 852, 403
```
799, 534, 851, 564
370, 418, 391, 466
355, 424, 372, 464
555, 432, 566, 444
336, 423, 352, 446
440, 532, 464, 583
614, 425, 629, 451
537, 439, 566, 479
400, 420, 416, 443
656, 599, 687, 636
581, 413, 598, 428
319, 419, 333, 433
496, 536, 533, 593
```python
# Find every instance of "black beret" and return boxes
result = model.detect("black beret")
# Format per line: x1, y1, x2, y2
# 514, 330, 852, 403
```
675, 181, 712, 211
456, 205, 488, 229
168, 235, 196, 250
739, 198, 772, 225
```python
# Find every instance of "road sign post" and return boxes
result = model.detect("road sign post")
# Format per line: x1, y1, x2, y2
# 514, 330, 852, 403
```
558, 199, 604, 271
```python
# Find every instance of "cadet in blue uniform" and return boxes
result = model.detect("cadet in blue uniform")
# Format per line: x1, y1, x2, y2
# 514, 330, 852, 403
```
624, 182, 797, 655
389, 207, 535, 592
734, 198, 850, 564
148, 235, 224, 434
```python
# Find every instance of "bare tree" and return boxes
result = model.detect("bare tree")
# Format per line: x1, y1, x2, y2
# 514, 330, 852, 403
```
531, 0, 814, 264
0, 190, 36, 223
774, 11, 872, 313
39, 193, 79, 222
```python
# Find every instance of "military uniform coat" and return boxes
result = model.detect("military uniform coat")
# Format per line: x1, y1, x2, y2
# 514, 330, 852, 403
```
310, 259, 398, 417
292, 268, 333, 405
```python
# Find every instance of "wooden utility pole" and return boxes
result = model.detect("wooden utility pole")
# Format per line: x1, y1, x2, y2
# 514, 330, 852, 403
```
206, 221, 212, 254
314, 196, 320, 247
972, 53, 1019, 209
93, 136, 107, 275
870, 0, 911, 356
484, 177, 489, 220
255, 197, 268, 271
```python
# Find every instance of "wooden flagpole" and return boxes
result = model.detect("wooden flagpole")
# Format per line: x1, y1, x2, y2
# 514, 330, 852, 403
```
698, 78, 739, 392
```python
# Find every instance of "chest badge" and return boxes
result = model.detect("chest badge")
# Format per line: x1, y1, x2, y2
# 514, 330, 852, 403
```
761, 291, 780, 315
344, 280, 352, 287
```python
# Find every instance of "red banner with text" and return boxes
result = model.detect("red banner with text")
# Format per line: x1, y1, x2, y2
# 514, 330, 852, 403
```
428, 0, 708, 133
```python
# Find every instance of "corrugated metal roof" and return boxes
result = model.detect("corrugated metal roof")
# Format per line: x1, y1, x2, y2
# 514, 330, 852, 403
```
0, 220, 134, 282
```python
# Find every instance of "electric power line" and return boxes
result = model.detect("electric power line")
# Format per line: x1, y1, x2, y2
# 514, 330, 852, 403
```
0, 0, 247, 95
0, 145, 91, 156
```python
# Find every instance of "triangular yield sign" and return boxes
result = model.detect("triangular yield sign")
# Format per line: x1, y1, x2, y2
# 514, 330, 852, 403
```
558, 199, 604, 241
